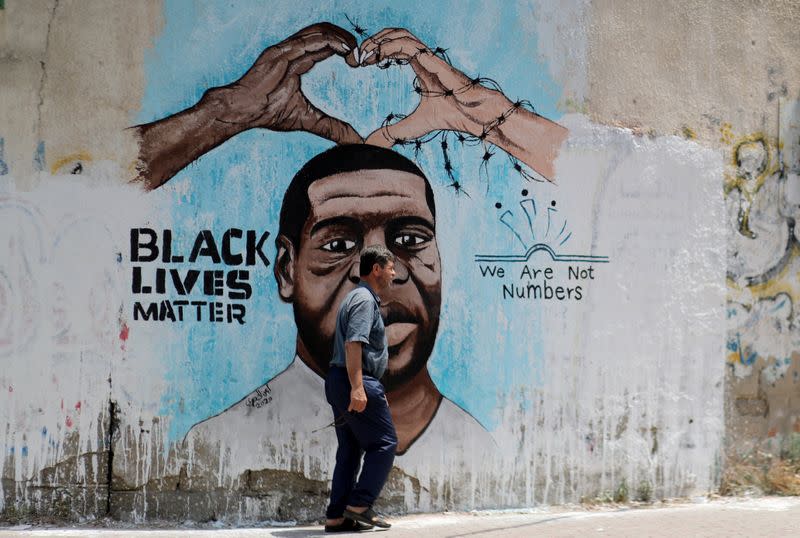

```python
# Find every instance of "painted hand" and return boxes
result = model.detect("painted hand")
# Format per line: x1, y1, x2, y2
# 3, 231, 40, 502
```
357, 28, 568, 181
210, 23, 363, 144
358, 28, 511, 146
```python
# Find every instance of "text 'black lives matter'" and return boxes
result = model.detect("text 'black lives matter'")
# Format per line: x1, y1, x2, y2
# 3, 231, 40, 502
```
129, 228, 270, 324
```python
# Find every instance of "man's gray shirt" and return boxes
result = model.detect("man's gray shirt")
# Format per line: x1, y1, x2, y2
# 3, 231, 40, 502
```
330, 282, 388, 379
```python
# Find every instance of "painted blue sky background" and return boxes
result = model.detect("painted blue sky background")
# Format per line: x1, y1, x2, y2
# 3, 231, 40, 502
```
136, 0, 566, 441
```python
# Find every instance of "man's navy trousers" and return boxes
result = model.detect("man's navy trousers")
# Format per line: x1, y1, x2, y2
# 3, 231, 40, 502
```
324, 366, 398, 518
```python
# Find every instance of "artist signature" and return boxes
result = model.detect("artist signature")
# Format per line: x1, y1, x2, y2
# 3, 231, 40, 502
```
245, 384, 273, 408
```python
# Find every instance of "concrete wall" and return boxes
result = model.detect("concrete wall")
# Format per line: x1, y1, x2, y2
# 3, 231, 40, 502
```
586, 0, 800, 491
0, 0, 796, 523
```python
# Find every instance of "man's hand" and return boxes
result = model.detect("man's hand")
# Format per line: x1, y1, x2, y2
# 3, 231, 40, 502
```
348, 385, 368, 413
345, 341, 367, 413
211, 23, 362, 143
358, 28, 568, 181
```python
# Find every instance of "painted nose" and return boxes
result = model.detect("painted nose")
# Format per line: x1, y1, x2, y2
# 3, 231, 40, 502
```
392, 258, 409, 283
348, 261, 360, 284
364, 230, 385, 248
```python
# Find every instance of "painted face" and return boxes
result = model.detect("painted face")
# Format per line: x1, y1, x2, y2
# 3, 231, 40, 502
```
288, 169, 441, 391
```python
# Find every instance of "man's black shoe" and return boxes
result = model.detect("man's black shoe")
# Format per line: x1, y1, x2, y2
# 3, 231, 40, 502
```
343, 507, 391, 529
324, 517, 373, 533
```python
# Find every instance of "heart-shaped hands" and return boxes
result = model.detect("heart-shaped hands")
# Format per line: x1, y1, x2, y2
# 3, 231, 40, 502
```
216, 24, 503, 149
230, 24, 513, 147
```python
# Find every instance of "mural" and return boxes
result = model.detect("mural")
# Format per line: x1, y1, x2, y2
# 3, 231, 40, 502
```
1, 1, 732, 523
123, 17, 569, 510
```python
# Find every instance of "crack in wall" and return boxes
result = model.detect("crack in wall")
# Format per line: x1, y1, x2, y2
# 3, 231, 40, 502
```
105, 396, 118, 515
36, 0, 59, 143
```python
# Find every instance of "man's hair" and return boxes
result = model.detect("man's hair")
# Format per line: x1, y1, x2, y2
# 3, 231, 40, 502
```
278, 144, 436, 247
359, 245, 395, 277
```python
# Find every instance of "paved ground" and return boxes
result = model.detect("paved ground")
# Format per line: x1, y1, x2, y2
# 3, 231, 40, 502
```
2, 496, 800, 537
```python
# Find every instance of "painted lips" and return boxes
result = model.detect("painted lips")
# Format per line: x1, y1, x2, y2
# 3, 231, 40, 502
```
386, 322, 417, 347
382, 302, 419, 348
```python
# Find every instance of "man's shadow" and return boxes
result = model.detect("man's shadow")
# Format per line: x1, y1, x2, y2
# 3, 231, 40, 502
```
270, 514, 578, 537
271, 531, 327, 537
273, 529, 390, 537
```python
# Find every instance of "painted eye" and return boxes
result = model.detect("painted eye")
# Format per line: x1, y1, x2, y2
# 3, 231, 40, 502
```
321, 239, 356, 253
393, 234, 427, 248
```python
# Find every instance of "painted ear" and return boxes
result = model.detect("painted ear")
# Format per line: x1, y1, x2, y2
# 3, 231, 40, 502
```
274, 235, 296, 302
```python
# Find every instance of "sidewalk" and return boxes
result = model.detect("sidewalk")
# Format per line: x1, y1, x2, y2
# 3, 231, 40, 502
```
2, 496, 799, 537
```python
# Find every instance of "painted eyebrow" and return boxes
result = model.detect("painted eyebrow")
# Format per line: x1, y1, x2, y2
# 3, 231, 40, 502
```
309, 216, 362, 237
387, 216, 436, 233
324, 190, 418, 200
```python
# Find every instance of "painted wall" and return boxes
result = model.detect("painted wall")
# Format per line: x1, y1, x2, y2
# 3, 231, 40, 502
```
584, 0, 800, 489
0, 0, 794, 523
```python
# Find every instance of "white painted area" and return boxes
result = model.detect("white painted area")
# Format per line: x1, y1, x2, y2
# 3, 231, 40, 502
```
0, 166, 169, 510
488, 116, 726, 504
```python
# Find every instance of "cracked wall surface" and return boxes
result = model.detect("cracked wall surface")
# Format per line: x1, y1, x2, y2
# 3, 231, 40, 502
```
0, 0, 159, 187
0, 0, 796, 524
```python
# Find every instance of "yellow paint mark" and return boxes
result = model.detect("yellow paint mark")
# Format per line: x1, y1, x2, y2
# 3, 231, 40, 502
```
727, 277, 743, 294
50, 152, 93, 174
682, 126, 697, 139
720, 122, 735, 144
722, 130, 781, 237
558, 97, 588, 114
724, 133, 778, 188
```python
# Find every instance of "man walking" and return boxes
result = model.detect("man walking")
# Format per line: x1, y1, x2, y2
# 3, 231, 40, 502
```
324, 245, 398, 532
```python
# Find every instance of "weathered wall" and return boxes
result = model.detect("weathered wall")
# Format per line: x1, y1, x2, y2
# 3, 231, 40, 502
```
0, 0, 795, 524
587, 0, 800, 485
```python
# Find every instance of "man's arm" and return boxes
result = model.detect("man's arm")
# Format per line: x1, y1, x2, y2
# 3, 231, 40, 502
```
345, 341, 367, 413
131, 23, 362, 191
